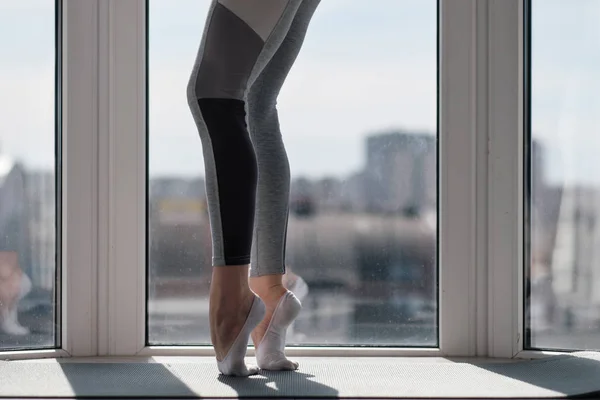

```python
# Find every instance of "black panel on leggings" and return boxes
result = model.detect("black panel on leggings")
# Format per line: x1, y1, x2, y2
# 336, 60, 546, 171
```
198, 98, 257, 265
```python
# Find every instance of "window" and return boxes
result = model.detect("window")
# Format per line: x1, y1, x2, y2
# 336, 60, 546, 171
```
527, 0, 600, 351
0, 0, 59, 351
2, 0, 577, 362
147, 0, 438, 346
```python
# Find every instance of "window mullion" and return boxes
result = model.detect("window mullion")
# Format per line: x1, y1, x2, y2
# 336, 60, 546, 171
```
486, 0, 525, 358
62, 0, 100, 357
439, 0, 479, 356
101, 0, 147, 356
475, 0, 490, 358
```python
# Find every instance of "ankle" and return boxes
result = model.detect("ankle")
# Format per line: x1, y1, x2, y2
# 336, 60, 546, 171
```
210, 277, 253, 304
249, 274, 288, 303
253, 284, 287, 304
210, 265, 251, 292
210, 286, 253, 301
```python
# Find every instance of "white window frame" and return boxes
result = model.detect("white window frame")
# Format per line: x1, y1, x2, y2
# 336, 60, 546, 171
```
61, 0, 102, 358
4, 0, 558, 360
478, 0, 565, 361
3, 0, 99, 360
485, 0, 525, 359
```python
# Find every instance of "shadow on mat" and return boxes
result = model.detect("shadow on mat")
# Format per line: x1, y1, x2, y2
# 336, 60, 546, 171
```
218, 370, 339, 399
57, 362, 198, 398
55, 354, 600, 398
475, 352, 600, 398
57, 361, 338, 399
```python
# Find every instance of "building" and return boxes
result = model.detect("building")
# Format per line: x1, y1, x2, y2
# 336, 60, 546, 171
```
340, 171, 367, 212
547, 185, 600, 329
364, 131, 436, 215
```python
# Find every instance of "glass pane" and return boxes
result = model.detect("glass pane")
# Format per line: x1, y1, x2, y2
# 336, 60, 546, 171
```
148, 0, 438, 346
0, 0, 59, 350
528, 0, 600, 350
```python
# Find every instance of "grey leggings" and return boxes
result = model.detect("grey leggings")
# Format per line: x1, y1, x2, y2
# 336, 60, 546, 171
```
187, 0, 320, 277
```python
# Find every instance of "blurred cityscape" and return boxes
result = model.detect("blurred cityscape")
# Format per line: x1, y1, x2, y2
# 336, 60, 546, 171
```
147, 130, 438, 346
0, 148, 56, 349
3, 130, 600, 349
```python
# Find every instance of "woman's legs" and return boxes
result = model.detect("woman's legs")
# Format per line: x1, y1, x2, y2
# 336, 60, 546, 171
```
187, 0, 303, 376
245, 0, 321, 366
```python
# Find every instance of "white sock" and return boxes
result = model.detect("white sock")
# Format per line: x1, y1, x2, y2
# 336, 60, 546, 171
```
1, 307, 29, 336
256, 291, 302, 371
217, 295, 265, 377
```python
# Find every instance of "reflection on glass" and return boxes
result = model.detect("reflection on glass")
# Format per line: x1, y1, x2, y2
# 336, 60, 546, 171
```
528, 0, 600, 350
0, 0, 58, 350
148, 0, 437, 346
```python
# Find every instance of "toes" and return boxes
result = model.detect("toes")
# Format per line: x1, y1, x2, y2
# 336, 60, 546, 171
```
246, 365, 261, 376
278, 359, 298, 371
261, 358, 299, 371
221, 366, 259, 377
218, 362, 261, 377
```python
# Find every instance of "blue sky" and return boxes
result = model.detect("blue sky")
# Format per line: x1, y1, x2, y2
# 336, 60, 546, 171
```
1, 0, 600, 184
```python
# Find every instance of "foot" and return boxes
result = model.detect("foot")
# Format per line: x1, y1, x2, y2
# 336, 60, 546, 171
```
210, 286, 265, 377
1, 320, 30, 336
210, 264, 266, 377
211, 291, 254, 360
214, 294, 265, 377
1, 309, 30, 336
251, 285, 301, 371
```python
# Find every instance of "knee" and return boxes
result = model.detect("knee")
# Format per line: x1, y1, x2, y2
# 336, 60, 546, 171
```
247, 96, 278, 129
186, 70, 205, 108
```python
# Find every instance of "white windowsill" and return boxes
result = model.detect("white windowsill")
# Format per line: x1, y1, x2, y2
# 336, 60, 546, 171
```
9, 355, 520, 365
1, 348, 568, 361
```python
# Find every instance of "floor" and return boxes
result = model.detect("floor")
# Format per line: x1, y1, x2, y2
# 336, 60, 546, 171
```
1, 353, 600, 398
